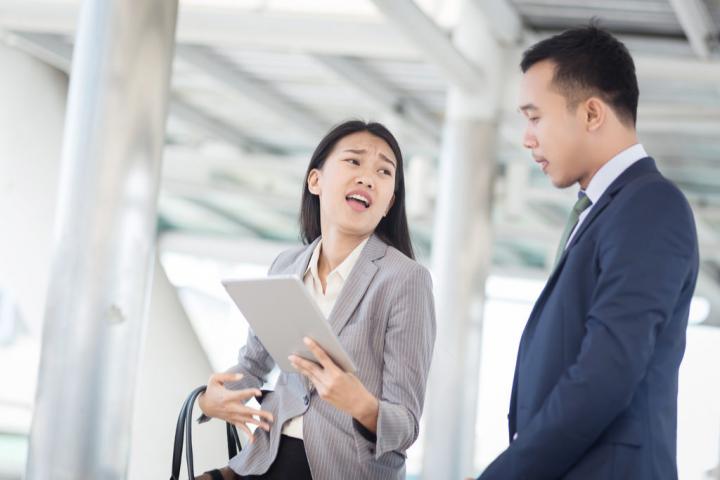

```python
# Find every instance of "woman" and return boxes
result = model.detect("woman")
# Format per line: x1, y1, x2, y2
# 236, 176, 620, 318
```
198, 120, 436, 480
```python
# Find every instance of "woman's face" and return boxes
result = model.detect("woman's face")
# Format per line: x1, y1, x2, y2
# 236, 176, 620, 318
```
308, 131, 397, 239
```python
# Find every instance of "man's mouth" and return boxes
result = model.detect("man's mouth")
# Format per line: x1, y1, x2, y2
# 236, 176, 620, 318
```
534, 157, 549, 172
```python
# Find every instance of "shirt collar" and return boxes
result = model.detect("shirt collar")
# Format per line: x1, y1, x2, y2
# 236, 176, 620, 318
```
304, 237, 370, 283
582, 143, 648, 204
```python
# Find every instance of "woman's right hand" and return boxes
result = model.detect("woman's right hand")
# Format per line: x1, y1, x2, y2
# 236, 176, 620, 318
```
198, 372, 275, 442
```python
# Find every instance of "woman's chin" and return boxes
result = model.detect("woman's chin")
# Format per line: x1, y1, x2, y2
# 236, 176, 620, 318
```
333, 220, 377, 238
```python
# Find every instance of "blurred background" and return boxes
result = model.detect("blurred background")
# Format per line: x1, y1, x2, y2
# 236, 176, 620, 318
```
1, 0, 719, 478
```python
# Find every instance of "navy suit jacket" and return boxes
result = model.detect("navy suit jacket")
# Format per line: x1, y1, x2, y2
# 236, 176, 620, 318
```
479, 158, 699, 479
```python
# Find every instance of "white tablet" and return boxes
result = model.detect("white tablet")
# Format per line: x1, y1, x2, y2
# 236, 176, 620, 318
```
222, 275, 357, 373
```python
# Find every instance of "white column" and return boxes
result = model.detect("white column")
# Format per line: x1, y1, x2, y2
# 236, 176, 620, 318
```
128, 259, 228, 479
421, 3, 507, 479
0, 42, 67, 338
25, 0, 178, 478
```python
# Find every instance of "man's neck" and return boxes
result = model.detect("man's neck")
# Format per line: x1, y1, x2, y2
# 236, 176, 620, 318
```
579, 135, 639, 190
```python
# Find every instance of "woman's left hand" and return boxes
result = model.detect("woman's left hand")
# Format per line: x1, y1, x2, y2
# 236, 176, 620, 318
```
289, 337, 379, 432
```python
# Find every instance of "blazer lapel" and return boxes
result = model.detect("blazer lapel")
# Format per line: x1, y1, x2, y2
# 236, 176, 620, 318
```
327, 234, 387, 336
284, 237, 321, 278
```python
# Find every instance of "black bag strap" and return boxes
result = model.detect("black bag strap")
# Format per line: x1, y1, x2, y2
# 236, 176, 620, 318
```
170, 385, 242, 480
226, 422, 241, 458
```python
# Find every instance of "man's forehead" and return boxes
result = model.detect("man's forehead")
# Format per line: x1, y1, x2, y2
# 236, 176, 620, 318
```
518, 62, 560, 106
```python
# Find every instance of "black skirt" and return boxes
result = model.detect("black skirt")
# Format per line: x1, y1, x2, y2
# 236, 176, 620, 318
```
238, 435, 312, 480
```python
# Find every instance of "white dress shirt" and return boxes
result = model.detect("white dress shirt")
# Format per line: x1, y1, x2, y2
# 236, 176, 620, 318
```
281, 236, 369, 440
565, 143, 648, 247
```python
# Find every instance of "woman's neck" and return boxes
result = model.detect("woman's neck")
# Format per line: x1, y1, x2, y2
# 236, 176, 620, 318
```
317, 228, 369, 281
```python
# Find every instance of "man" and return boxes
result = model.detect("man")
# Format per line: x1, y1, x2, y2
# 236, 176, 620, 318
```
476, 26, 699, 479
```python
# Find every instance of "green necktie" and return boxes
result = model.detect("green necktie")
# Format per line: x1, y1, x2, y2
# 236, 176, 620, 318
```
554, 192, 592, 267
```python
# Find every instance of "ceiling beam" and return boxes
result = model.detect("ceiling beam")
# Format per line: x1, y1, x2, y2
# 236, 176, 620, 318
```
311, 54, 440, 146
470, 0, 524, 46
0, 2, 421, 60
1, 31, 71, 71
169, 99, 287, 154
176, 45, 329, 140
5, 31, 286, 154
367, 0, 485, 92
668, 0, 718, 59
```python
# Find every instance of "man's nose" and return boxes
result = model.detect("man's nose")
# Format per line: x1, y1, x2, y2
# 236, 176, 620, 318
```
522, 128, 537, 149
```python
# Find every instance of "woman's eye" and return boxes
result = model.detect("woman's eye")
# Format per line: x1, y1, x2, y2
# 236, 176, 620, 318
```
380, 169, 393, 176
346, 158, 360, 165
529, 117, 539, 123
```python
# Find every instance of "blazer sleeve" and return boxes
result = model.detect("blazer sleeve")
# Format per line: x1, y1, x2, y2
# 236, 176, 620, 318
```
352, 263, 437, 460
480, 181, 698, 479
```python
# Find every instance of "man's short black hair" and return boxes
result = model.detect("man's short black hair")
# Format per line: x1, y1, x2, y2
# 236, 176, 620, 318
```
520, 24, 639, 127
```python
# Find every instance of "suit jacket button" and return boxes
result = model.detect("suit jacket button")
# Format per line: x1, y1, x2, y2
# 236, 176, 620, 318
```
303, 395, 309, 406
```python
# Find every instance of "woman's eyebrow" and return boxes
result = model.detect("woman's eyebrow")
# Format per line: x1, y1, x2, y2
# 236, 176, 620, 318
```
343, 149, 397, 168
379, 153, 397, 169
343, 148, 366, 155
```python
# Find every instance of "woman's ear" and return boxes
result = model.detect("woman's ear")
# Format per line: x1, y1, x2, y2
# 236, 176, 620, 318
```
307, 169, 321, 196
384, 194, 396, 217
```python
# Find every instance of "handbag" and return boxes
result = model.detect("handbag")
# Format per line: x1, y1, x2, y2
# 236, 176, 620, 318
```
170, 385, 242, 479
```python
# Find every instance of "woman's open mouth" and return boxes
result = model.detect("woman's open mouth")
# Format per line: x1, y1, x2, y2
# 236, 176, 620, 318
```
345, 192, 371, 212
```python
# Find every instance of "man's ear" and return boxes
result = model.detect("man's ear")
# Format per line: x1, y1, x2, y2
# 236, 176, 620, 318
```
307, 169, 321, 195
384, 194, 395, 217
584, 97, 606, 132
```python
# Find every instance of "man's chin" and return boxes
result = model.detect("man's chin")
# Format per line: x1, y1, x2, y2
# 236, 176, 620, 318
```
549, 175, 576, 189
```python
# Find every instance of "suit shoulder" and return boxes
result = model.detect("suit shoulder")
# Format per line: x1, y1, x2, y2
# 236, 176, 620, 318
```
622, 171, 689, 208
608, 172, 697, 250
609, 171, 692, 225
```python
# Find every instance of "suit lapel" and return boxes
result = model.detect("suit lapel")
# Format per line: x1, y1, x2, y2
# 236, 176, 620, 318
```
327, 234, 387, 336
563, 157, 658, 257
519, 194, 614, 335
522, 157, 659, 336
549, 192, 614, 276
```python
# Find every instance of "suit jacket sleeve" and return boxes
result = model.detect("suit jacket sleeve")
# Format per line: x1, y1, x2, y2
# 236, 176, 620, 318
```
480, 181, 698, 479
352, 264, 437, 460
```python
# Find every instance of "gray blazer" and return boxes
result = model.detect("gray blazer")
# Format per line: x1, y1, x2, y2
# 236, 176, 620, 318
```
225, 234, 436, 480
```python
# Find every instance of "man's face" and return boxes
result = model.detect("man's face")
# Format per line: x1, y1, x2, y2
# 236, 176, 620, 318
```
518, 60, 588, 189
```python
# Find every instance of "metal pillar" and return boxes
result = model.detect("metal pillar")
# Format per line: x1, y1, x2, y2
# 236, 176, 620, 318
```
421, 3, 506, 479
26, 0, 178, 478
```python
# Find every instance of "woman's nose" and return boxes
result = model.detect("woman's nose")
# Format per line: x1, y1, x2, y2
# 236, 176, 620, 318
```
356, 177, 373, 189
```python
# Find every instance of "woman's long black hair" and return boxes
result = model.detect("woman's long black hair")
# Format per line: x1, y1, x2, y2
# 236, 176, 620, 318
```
299, 120, 415, 260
